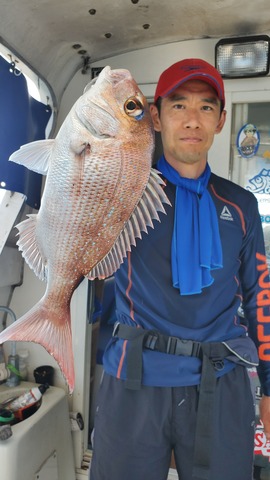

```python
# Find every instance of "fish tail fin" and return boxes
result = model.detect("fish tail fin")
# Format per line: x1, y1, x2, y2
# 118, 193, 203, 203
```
0, 300, 75, 392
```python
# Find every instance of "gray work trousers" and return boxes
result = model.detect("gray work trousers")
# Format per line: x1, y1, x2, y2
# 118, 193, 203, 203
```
90, 366, 255, 480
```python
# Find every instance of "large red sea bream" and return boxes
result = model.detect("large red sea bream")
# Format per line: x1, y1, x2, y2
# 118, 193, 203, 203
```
0, 66, 170, 392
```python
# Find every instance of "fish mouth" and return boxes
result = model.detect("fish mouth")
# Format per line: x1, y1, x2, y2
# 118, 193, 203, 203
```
78, 67, 118, 139
106, 67, 133, 85
83, 75, 98, 94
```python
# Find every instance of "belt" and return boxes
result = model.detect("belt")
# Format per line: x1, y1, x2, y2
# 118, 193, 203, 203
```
112, 322, 249, 480
112, 322, 228, 389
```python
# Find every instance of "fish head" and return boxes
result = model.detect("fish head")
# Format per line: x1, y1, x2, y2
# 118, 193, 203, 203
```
72, 66, 154, 159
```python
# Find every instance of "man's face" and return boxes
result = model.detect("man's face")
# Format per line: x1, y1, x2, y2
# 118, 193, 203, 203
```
150, 79, 226, 175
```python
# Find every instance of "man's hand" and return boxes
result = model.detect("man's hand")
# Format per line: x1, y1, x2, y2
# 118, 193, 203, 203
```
260, 395, 270, 440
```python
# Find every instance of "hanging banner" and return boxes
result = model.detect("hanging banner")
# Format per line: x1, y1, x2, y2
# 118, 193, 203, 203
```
0, 55, 52, 209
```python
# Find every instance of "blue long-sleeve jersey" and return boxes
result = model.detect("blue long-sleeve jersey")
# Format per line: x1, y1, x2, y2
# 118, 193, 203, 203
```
103, 172, 270, 394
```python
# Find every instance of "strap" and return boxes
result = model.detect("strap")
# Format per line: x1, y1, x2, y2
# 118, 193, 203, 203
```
191, 345, 217, 479
113, 323, 151, 390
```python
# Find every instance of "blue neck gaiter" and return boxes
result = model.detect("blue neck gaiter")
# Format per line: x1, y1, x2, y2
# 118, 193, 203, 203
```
156, 155, 223, 295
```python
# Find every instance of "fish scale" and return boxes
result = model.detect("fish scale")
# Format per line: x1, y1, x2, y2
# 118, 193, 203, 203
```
0, 66, 170, 392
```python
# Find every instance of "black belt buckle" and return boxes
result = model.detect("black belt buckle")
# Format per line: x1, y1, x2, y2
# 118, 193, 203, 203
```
166, 337, 191, 355
144, 334, 158, 350
167, 337, 201, 357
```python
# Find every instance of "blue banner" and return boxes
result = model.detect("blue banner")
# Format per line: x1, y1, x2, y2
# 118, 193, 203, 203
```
0, 56, 52, 208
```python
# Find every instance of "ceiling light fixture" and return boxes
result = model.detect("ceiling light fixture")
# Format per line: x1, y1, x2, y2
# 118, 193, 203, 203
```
215, 35, 270, 78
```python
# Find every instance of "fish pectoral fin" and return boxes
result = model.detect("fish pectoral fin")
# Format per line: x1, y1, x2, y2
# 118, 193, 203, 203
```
9, 139, 55, 175
87, 168, 171, 280
16, 214, 47, 281
0, 300, 75, 393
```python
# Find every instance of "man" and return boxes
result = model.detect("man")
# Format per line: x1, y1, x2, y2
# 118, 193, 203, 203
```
90, 59, 270, 480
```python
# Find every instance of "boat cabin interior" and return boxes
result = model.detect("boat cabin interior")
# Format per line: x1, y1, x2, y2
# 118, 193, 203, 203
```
0, 1, 270, 479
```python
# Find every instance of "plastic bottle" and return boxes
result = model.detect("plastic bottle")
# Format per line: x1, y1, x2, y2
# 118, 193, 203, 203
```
6, 353, 20, 387
18, 360, 27, 381
17, 349, 29, 369
5, 384, 49, 412
18, 349, 30, 381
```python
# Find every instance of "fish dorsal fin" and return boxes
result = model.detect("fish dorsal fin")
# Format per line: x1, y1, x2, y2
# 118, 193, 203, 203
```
9, 139, 55, 175
87, 168, 171, 280
16, 214, 47, 281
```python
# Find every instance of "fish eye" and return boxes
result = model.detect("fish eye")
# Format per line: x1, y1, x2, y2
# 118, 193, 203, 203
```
124, 97, 144, 120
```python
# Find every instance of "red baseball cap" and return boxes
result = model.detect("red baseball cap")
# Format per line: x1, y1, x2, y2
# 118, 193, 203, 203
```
154, 58, 225, 108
